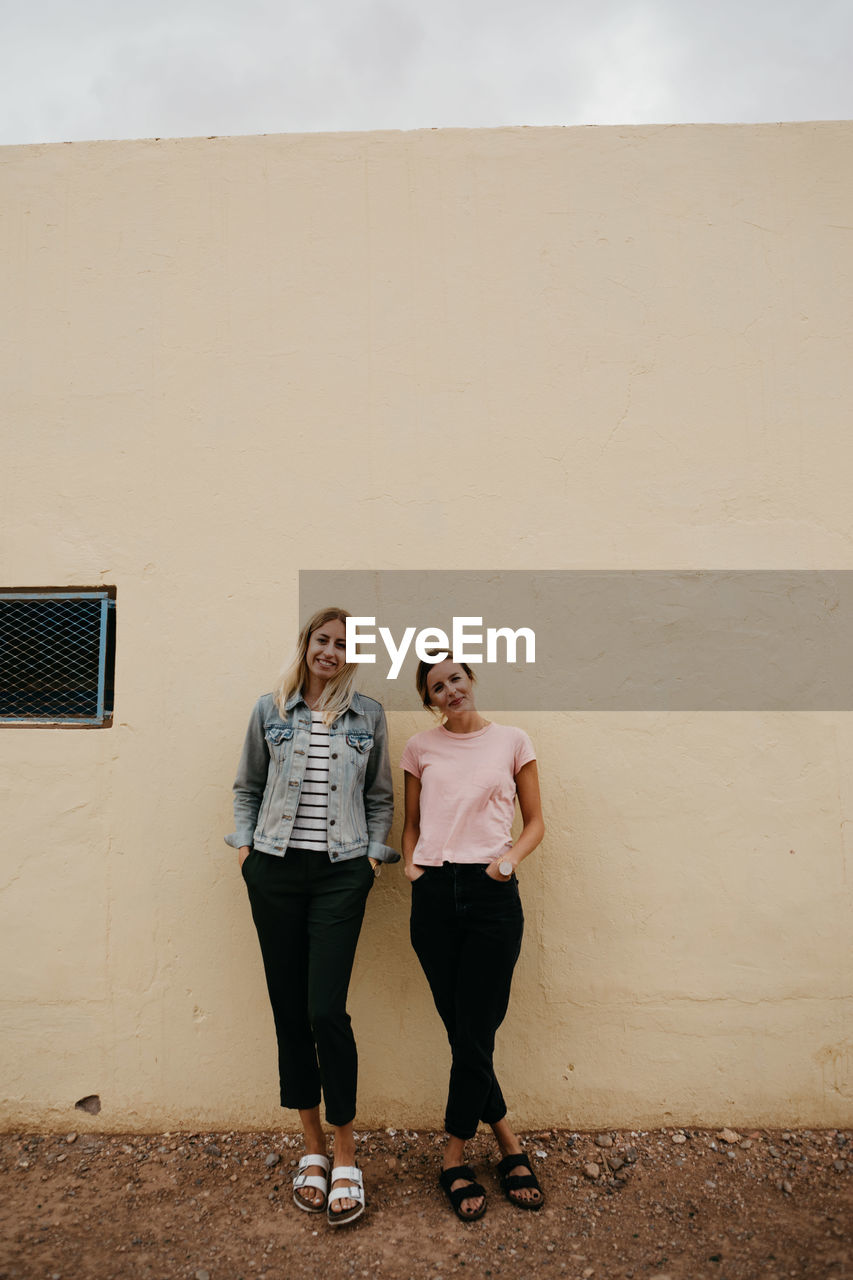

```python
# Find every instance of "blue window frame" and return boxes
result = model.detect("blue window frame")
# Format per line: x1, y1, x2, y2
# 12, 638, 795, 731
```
0, 588, 116, 727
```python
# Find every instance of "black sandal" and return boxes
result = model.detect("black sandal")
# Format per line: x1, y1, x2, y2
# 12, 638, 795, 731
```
496, 1151, 545, 1210
438, 1164, 487, 1221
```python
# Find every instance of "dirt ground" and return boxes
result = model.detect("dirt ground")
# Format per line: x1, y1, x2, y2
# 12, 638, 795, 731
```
1, 1126, 850, 1280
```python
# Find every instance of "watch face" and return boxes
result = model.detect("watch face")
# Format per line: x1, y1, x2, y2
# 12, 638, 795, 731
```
499, 860, 513, 876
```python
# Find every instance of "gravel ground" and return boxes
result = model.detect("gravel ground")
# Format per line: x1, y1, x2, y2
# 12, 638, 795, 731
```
1, 1127, 851, 1280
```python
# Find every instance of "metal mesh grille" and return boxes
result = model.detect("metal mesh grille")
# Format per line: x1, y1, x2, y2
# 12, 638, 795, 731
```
0, 593, 113, 723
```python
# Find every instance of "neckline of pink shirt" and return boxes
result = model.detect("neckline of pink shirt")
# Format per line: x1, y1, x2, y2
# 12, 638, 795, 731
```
438, 722, 493, 739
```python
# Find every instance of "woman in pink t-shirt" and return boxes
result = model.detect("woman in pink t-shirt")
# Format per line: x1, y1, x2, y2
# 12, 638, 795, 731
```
401, 657, 546, 1221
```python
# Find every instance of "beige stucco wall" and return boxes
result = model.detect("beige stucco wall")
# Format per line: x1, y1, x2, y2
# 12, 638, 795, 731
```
1, 123, 852, 1132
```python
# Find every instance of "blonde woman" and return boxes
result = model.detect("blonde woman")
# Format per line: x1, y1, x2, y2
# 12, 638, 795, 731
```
226, 607, 397, 1226
401, 657, 545, 1221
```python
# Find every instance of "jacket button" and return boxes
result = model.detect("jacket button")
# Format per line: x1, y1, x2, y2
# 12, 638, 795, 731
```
284, 813, 292, 820
331, 752, 337, 759
330, 819, 336, 826
331, 784, 337, 791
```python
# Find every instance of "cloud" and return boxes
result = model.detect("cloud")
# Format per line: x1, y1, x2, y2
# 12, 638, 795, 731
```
0, 0, 851, 145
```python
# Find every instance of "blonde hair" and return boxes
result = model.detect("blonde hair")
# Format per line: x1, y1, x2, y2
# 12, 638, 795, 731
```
274, 607, 357, 725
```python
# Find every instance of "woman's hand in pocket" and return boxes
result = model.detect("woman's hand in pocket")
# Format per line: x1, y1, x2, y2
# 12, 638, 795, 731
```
238, 845, 252, 870
485, 860, 511, 881
406, 863, 426, 882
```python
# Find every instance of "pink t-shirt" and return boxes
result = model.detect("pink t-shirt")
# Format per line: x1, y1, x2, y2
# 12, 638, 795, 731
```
400, 722, 536, 866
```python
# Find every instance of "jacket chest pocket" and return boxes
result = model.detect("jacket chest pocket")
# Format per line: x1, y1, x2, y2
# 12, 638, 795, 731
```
265, 724, 295, 760
342, 732, 373, 775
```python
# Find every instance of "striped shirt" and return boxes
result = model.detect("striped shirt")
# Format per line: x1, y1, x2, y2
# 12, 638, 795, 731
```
289, 712, 330, 852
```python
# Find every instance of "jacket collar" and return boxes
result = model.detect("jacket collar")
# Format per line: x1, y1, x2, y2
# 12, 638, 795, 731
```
284, 688, 363, 715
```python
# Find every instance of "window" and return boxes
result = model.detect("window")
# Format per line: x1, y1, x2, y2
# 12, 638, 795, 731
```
0, 588, 116, 727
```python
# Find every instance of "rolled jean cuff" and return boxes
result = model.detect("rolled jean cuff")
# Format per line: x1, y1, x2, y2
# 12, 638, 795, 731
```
445, 1103, 507, 1142
281, 1091, 321, 1112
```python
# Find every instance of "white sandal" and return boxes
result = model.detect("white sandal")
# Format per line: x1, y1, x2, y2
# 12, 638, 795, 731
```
292, 1153, 330, 1213
327, 1165, 366, 1226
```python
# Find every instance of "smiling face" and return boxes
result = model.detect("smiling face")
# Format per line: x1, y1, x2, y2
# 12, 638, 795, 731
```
425, 659, 477, 718
306, 615, 348, 686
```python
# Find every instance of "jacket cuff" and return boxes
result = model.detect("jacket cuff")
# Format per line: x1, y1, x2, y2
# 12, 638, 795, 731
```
367, 840, 400, 864
224, 831, 254, 850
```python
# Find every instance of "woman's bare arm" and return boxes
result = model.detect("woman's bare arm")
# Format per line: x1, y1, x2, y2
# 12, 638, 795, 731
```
402, 771, 425, 881
485, 759, 545, 880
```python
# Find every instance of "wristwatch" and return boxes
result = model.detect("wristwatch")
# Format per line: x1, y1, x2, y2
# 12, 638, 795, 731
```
498, 859, 514, 878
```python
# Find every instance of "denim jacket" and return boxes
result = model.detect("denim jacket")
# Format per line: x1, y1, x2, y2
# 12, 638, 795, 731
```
225, 690, 399, 864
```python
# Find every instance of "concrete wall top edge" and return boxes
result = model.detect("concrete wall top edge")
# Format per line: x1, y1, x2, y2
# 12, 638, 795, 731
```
1, 118, 851, 158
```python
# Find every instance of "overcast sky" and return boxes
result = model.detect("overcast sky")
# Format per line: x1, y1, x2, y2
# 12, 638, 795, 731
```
1, 0, 851, 146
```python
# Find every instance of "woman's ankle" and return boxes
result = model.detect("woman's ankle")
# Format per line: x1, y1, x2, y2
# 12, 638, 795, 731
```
490, 1117, 523, 1157
444, 1135, 467, 1168
331, 1123, 356, 1167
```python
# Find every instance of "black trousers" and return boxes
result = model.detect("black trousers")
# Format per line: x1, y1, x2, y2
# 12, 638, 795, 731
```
242, 847, 374, 1127
409, 863, 524, 1141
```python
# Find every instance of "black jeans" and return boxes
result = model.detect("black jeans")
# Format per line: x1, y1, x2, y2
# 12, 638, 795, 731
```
242, 847, 374, 1127
410, 862, 524, 1140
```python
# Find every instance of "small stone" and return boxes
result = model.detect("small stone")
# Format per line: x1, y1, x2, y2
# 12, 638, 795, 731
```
609, 1156, 624, 1171
205, 1144, 221, 1158
717, 1128, 740, 1144
768, 1147, 782, 1158
583, 1162, 601, 1180
727, 1151, 737, 1160
583, 1269, 595, 1278
195, 1271, 210, 1280
264, 1153, 280, 1167
534, 1149, 548, 1159
594, 1134, 613, 1148
832, 1159, 846, 1173
65, 1133, 78, 1145
672, 1133, 687, 1145
782, 1180, 793, 1194
624, 1147, 638, 1163
739, 1139, 753, 1150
